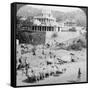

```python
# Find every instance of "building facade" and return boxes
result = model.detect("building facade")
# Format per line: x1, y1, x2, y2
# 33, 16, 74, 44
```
17, 9, 62, 45
17, 9, 80, 46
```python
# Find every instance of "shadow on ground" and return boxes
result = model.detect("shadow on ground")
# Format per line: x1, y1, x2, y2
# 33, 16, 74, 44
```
22, 78, 37, 83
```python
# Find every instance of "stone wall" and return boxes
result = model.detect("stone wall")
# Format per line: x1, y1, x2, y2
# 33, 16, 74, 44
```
18, 31, 46, 45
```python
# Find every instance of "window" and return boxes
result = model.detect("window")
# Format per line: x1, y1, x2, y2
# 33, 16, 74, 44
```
47, 27, 49, 31
49, 27, 51, 31
44, 26, 46, 31
40, 26, 41, 31
32, 26, 34, 30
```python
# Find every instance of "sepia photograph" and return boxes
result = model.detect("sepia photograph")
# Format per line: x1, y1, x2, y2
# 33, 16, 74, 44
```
15, 3, 88, 86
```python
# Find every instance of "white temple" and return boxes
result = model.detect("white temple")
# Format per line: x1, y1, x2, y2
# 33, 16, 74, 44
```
19, 9, 81, 45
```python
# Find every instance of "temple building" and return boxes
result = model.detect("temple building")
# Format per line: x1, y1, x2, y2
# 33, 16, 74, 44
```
33, 9, 56, 26
17, 9, 80, 46
17, 9, 62, 45
64, 19, 76, 27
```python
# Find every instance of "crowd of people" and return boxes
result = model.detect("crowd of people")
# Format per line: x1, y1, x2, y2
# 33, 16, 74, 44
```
16, 44, 78, 82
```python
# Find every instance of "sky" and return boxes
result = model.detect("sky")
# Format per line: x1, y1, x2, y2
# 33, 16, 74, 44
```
25, 5, 82, 13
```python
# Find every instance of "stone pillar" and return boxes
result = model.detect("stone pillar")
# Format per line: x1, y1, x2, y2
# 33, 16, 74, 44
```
51, 27, 53, 31
35, 26, 37, 31
31, 26, 32, 31
34, 26, 35, 31
47, 26, 48, 31
30, 26, 32, 31
41, 26, 42, 32
37, 26, 39, 31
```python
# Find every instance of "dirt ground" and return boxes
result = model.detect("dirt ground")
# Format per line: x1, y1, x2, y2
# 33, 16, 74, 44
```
16, 48, 87, 86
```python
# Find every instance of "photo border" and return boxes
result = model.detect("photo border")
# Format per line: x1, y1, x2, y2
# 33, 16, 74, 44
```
11, 2, 88, 88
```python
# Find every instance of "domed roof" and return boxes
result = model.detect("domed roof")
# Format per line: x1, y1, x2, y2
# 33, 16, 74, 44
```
42, 9, 52, 15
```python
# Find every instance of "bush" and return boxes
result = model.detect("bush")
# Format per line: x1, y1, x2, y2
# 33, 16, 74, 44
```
66, 38, 86, 51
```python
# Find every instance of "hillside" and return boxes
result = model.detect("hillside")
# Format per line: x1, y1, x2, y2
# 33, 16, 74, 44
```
17, 6, 86, 26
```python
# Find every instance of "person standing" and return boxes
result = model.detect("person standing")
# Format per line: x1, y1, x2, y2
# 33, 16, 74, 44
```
77, 68, 81, 80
